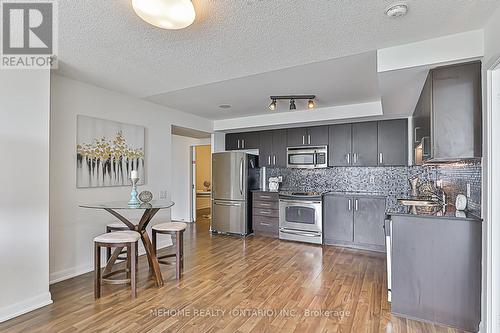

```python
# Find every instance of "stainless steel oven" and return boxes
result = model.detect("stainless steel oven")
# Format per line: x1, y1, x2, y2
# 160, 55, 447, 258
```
279, 192, 323, 244
286, 146, 328, 169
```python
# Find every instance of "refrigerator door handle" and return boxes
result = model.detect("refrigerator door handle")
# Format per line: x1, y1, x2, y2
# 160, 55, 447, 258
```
239, 158, 244, 195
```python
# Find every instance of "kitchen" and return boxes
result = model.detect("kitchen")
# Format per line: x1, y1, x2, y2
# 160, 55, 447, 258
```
212, 61, 482, 332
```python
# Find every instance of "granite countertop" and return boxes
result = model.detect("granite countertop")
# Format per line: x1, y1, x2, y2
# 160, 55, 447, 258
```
323, 191, 386, 198
387, 204, 482, 222
251, 189, 280, 193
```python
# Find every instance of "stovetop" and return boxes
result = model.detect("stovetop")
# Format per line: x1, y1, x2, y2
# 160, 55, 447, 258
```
279, 191, 324, 200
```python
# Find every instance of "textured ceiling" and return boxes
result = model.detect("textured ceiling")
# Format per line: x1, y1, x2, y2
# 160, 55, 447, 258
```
56, 0, 499, 116
147, 51, 380, 119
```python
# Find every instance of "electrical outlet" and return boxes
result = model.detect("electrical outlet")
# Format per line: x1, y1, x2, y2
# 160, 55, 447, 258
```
369, 175, 375, 184
467, 183, 471, 198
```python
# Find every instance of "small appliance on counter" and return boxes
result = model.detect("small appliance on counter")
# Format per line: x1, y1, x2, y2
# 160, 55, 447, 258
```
268, 176, 282, 192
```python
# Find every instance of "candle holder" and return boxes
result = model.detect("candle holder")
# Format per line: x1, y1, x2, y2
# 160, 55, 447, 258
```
128, 177, 140, 206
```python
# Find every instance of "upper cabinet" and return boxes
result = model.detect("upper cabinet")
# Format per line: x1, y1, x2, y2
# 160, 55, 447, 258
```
286, 126, 328, 146
225, 120, 408, 167
352, 122, 378, 167
329, 120, 408, 167
377, 119, 408, 166
225, 132, 259, 150
258, 130, 287, 168
328, 124, 352, 166
413, 61, 482, 163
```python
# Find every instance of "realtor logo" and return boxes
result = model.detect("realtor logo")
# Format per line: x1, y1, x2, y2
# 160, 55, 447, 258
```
1, 0, 57, 69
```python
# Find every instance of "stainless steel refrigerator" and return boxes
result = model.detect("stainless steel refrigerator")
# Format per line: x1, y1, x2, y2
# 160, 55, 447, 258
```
211, 152, 258, 235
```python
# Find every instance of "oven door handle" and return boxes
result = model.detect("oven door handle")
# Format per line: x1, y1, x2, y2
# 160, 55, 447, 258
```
280, 228, 321, 237
280, 199, 322, 205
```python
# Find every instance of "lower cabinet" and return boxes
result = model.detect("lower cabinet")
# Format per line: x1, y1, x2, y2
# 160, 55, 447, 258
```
391, 215, 482, 332
252, 192, 279, 238
323, 194, 386, 252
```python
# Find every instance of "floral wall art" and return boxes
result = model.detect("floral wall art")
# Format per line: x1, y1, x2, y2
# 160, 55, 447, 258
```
76, 115, 145, 188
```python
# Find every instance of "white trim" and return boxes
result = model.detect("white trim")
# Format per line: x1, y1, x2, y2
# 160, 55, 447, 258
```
377, 30, 484, 72
49, 238, 173, 284
485, 60, 500, 333
0, 292, 52, 323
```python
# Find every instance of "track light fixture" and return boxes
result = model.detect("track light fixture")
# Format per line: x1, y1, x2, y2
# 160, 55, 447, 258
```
268, 95, 316, 111
268, 99, 277, 111
308, 99, 315, 109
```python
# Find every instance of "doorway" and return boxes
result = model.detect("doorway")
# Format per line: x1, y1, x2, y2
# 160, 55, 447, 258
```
192, 145, 212, 222
170, 125, 211, 223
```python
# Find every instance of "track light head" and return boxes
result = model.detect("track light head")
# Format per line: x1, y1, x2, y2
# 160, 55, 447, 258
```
268, 99, 277, 111
307, 99, 315, 109
289, 99, 296, 110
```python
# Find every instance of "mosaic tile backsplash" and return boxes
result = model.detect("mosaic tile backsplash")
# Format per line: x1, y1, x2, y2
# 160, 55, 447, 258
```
266, 161, 482, 216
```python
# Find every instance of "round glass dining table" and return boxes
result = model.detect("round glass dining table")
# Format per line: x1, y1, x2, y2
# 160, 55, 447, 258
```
80, 200, 175, 287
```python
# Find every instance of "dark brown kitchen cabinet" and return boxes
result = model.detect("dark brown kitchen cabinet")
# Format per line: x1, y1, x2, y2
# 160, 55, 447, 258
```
328, 124, 352, 166
377, 119, 408, 166
353, 197, 386, 247
323, 194, 353, 243
412, 61, 482, 163
286, 126, 328, 146
258, 130, 286, 167
323, 194, 386, 252
391, 215, 482, 332
352, 122, 378, 166
225, 132, 259, 150
252, 191, 279, 238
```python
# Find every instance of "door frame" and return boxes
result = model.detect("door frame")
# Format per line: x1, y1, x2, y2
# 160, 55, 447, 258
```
485, 58, 500, 333
189, 143, 212, 222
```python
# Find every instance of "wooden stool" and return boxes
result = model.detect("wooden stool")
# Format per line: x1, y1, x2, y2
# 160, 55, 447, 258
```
94, 231, 140, 300
105, 222, 130, 262
152, 222, 187, 280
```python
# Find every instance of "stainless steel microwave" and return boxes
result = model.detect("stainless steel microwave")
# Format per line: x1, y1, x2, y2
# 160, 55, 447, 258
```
286, 146, 328, 169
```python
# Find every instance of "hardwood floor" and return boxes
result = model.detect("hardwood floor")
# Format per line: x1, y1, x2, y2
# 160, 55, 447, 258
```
0, 216, 467, 333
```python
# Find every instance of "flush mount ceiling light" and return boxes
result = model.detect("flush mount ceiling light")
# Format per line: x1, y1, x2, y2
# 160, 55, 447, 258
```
385, 3, 408, 18
269, 95, 316, 111
132, 0, 196, 30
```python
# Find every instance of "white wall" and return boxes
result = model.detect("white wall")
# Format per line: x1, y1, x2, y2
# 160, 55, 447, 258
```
0, 70, 52, 322
484, 6, 500, 69
171, 135, 199, 221
49, 75, 213, 283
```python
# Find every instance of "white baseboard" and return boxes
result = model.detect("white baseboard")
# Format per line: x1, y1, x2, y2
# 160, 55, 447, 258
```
49, 238, 173, 285
0, 292, 52, 323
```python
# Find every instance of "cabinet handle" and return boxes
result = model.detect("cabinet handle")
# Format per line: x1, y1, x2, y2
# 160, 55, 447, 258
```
348, 199, 352, 211
259, 195, 271, 199
260, 222, 271, 226
268, 156, 271, 165
302, 135, 305, 145
242, 139, 245, 149
353, 153, 357, 164
355, 199, 359, 211
414, 127, 421, 143
308, 134, 311, 145
237, 139, 240, 149
273, 155, 276, 165
379, 152, 383, 164
346, 153, 350, 165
